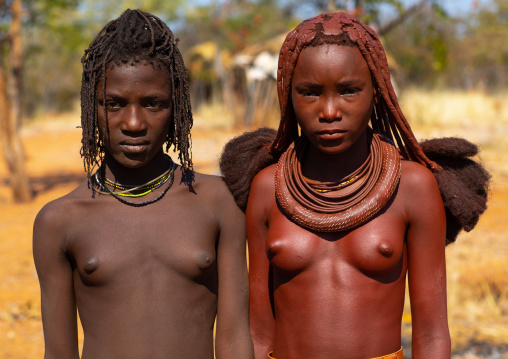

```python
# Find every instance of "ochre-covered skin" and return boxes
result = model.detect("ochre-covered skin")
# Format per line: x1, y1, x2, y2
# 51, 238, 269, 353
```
247, 13, 450, 359
270, 12, 439, 171
33, 55, 253, 358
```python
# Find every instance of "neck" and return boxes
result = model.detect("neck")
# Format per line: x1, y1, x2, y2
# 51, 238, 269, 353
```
301, 131, 370, 183
102, 150, 171, 186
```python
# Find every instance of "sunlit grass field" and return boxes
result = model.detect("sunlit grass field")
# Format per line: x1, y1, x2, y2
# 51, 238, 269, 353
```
0, 88, 506, 358
398, 89, 508, 356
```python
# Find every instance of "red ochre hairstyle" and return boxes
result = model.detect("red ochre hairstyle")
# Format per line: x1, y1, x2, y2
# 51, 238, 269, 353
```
270, 12, 438, 170
220, 12, 490, 243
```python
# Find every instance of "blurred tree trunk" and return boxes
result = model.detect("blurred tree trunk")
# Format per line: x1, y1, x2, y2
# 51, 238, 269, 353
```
378, 0, 426, 36
327, 0, 337, 12
0, 0, 31, 202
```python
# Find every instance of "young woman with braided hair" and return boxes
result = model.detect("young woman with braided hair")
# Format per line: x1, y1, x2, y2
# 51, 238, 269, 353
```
220, 12, 489, 359
33, 9, 253, 359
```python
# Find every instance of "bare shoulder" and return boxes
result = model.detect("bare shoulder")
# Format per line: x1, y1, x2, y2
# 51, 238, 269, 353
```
33, 181, 91, 239
398, 159, 444, 220
250, 163, 277, 195
190, 171, 234, 202
399, 160, 440, 193
182, 171, 244, 222
246, 163, 277, 219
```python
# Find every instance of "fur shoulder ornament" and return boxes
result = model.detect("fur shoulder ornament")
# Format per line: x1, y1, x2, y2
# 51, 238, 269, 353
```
219, 128, 278, 212
219, 130, 490, 245
421, 137, 490, 244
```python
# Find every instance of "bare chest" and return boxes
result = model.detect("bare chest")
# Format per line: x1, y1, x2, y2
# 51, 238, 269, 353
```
65, 198, 219, 287
266, 200, 407, 278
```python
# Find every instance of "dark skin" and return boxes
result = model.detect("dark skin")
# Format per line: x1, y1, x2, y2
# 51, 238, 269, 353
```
33, 64, 253, 359
247, 45, 450, 359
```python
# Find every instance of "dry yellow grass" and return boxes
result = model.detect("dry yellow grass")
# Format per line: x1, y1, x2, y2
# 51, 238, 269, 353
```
0, 88, 507, 358
398, 89, 508, 355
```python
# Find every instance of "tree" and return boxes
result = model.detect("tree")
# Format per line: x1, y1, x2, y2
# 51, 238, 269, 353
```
381, 1, 454, 87
0, 0, 31, 202
0, 0, 80, 202
449, 0, 508, 89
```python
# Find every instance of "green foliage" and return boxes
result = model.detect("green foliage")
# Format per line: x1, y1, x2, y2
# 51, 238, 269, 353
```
361, 0, 404, 24
8, 0, 508, 118
21, 0, 186, 116
181, 0, 297, 52
383, 3, 455, 86
448, 0, 508, 89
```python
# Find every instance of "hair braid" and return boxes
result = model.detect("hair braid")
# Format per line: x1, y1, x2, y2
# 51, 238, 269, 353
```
220, 12, 490, 242
80, 9, 193, 187
270, 12, 440, 171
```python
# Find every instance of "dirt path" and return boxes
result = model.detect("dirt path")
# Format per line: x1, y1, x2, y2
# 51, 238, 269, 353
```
0, 118, 507, 358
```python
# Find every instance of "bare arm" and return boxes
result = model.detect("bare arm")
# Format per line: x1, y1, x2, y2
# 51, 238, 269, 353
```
246, 166, 276, 359
33, 201, 79, 359
214, 179, 254, 359
404, 162, 451, 359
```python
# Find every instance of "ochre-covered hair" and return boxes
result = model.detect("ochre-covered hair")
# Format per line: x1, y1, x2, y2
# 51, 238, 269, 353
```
270, 12, 437, 170
220, 12, 489, 243
80, 9, 193, 184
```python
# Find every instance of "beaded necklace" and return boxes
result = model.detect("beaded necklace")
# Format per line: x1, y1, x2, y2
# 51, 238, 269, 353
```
92, 155, 176, 207
101, 165, 173, 197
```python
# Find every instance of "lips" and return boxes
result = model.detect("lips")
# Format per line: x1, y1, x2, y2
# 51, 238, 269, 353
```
316, 129, 346, 140
120, 139, 149, 153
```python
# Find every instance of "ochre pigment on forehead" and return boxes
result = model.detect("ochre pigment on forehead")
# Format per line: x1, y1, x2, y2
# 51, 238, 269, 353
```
271, 11, 440, 174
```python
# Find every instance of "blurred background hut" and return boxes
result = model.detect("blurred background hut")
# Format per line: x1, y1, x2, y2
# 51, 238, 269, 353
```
1, 1, 508, 357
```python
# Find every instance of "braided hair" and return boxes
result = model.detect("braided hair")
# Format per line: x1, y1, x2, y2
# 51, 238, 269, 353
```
80, 9, 193, 185
220, 12, 489, 243
270, 12, 437, 170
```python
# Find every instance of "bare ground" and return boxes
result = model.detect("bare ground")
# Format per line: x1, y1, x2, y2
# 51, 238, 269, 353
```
0, 114, 507, 358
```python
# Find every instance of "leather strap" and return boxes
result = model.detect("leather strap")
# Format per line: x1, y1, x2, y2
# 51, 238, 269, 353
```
267, 347, 403, 359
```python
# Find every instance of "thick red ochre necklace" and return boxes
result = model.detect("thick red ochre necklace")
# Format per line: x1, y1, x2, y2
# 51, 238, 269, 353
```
275, 131, 401, 232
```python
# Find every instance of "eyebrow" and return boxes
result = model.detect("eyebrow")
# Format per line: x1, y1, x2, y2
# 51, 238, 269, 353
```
294, 79, 363, 87
338, 79, 363, 87
103, 93, 169, 99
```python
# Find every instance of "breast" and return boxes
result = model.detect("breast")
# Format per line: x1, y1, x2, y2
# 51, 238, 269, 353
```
67, 216, 220, 288
266, 218, 326, 275
338, 219, 407, 281
266, 208, 407, 280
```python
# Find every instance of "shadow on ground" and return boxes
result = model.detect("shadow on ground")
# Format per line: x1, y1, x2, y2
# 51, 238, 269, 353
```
1, 172, 86, 198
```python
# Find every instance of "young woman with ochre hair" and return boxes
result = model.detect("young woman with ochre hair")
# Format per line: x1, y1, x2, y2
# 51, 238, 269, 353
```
220, 12, 489, 359
33, 9, 253, 359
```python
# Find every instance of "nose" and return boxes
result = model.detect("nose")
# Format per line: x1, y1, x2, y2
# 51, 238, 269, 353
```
319, 95, 342, 122
121, 105, 147, 134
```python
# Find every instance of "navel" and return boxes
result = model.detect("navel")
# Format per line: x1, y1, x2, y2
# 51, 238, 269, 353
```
83, 256, 99, 274
378, 243, 394, 258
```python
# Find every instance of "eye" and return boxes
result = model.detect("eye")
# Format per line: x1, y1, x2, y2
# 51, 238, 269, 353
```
98, 99, 122, 111
105, 100, 121, 109
146, 101, 162, 109
342, 87, 360, 96
297, 88, 319, 97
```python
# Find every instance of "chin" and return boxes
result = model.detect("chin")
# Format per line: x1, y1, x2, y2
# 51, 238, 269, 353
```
118, 153, 151, 168
318, 147, 349, 156
311, 140, 349, 155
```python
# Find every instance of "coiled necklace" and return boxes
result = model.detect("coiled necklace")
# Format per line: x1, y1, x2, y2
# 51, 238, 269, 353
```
275, 131, 401, 232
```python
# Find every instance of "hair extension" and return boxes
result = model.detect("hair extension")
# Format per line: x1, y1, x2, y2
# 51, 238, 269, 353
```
270, 12, 436, 169
220, 12, 490, 242
80, 9, 194, 187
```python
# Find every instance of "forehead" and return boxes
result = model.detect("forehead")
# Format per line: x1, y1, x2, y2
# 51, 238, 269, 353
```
294, 44, 370, 80
98, 63, 171, 92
